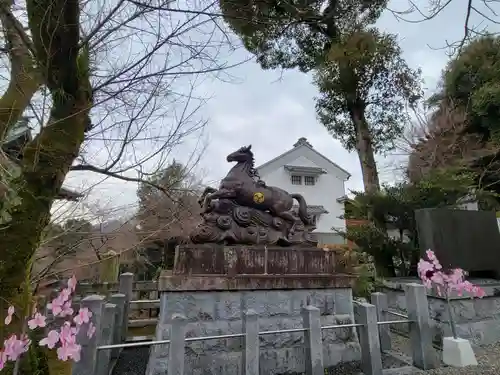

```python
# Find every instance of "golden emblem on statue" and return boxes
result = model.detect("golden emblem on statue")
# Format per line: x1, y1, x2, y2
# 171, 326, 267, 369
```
253, 192, 265, 204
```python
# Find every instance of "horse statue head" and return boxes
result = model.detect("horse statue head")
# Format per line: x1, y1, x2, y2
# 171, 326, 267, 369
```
225, 145, 259, 180
227, 145, 253, 163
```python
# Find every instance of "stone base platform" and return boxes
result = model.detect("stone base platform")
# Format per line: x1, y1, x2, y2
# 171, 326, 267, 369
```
146, 245, 360, 375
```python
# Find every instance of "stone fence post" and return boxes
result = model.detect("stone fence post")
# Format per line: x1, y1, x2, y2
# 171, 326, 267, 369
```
97, 303, 117, 375
109, 293, 126, 359
354, 302, 383, 375
371, 292, 391, 351
72, 295, 106, 375
168, 314, 187, 375
243, 309, 259, 375
302, 306, 324, 375
405, 283, 438, 370
118, 272, 134, 341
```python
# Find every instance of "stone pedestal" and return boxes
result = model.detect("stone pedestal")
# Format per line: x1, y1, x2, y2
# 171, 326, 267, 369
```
442, 337, 478, 367
146, 245, 359, 375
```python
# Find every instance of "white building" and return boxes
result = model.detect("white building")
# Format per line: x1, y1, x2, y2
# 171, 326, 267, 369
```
256, 137, 351, 245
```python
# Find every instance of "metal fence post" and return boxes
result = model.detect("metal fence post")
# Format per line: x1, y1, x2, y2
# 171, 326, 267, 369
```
109, 293, 126, 359
243, 309, 259, 375
168, 314, 187, 375
301, 305, 324, 375
371, 292, 391, 351
118, 272, 134, 341
405, 283, 437, 370
97, 303, 116, 375
354, 302, 383, 375
71, 295, 106, 375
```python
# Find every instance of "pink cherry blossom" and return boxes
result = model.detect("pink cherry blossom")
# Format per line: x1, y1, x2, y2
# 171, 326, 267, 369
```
59, 301, 74, 318
60, 288, 71, 302
425, 249, 436, 261
40, 330, 60, 349
4, 306, 14, 326
59, 322, 77, 345
417, 250, 485, 299
57, 342, 81, 362
0, 351, 6, 370
28, 312, 47, 330
73, 308, 92, 326
0, 275, 89, 368
48, 295, 65, 316
3, 335, 30, 361
68, 275, 77, 292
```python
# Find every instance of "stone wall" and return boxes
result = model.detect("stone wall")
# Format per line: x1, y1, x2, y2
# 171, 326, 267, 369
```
381, 278, 500, 346
146, 288, 360, 375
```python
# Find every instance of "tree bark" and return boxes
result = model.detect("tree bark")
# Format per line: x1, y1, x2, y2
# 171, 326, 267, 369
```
0, 1, 91, 374
350, 107, 380, 193
0, 2, 41, 137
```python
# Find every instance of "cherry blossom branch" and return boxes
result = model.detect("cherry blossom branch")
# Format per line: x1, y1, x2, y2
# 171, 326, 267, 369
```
417, 250, 485, 340
0, 276, 94, 370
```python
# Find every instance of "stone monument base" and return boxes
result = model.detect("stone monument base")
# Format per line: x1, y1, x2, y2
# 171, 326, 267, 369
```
146, 245, 360, 375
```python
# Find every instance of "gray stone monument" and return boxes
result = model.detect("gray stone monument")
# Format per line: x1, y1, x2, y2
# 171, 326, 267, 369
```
415, 208, 500, 278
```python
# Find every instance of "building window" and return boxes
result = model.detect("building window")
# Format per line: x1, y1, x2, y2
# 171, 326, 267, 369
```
291, 175, 302, 185
304, 176, 315, 186
311, 215, 317, 225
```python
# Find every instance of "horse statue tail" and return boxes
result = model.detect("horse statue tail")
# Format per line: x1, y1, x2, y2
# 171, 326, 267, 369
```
291, 194, 312, 225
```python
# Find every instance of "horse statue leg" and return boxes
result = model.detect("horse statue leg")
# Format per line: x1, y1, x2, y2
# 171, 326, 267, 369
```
202, 188, 237, 213
270, 207, 298, 239
198, 187, 217, 208
203, 193, 215, 213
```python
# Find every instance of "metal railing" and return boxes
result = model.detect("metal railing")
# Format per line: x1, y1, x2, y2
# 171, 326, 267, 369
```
96, 322, 366, 351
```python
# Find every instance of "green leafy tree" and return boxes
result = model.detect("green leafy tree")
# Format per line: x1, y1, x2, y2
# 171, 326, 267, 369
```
220, 0, 388, 71
439, 35, 500, 139
410, 35, 500, 195
220, 0, 421, 192
315, 29, 422, 192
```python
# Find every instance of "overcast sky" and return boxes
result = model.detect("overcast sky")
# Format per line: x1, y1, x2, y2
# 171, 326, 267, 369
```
60, 0, 499, 221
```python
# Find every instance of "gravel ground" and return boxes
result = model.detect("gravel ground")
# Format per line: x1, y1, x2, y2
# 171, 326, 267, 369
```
111, 347, 150, 375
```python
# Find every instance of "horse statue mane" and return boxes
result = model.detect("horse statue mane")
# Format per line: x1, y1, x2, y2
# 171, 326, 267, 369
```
191, 144, 318, 247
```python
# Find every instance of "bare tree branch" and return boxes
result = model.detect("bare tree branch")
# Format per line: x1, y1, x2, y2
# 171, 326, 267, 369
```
388, 0, 500, 55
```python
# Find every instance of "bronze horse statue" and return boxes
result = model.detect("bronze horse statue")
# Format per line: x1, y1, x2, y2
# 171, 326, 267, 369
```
199, 145, 312, 237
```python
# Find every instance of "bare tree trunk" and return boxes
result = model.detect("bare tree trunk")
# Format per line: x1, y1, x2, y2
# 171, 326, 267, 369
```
0, 2, 40, 137
351, 108, 380, 193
